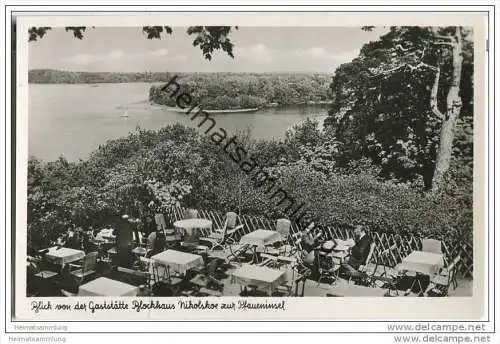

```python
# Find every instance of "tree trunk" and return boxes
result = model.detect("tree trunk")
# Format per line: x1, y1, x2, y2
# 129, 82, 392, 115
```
431, 27, 463, 192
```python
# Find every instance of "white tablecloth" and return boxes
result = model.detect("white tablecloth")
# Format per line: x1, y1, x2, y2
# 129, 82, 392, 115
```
334, 239, 355, 250
78, 277, 138, 296
240, 230, 282, 248
230, 264, 287, 292
151, 249, 204, 274
174, 219, 212, 229
95, 228, 115, 240
174, 219, 213, 237
45, 247, 85, 265
397, 251, 445, 276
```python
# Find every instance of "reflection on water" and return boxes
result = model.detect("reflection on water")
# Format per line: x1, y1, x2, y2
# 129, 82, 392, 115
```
28, 83, 328, 162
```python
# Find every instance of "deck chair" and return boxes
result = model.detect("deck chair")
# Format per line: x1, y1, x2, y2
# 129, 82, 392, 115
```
425, 255, 461, 296
200, 212, 243, 250
69, 251, 98, 283
422, 238, 442, 254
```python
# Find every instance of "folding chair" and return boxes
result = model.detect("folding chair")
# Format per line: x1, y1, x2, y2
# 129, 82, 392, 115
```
116, 266, 150, 287
154, 213, 167, 232
276, 218, 291, 242
69, 251, 98, 284
183, 208, 199, 219
200, 212, 243, 250
425, 255, 461, 296
259, 253, 280, 268
422, 238, 442, 254
139, 256, 157, 286
274, 269, 297, 296
366, 244, 400, 295
317, 251, 340, 285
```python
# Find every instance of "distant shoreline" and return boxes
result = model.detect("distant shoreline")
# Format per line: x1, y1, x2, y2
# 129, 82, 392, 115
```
28, 69, 333, 85
151, 102, 332, 113
158, 105, 260, 114
28, 81, 160, 85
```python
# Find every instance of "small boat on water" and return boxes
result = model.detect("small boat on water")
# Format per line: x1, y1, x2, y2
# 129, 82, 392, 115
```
120, 110, 129, 118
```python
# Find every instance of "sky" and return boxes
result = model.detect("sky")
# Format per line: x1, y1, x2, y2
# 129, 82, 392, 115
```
28, 27, 388, 73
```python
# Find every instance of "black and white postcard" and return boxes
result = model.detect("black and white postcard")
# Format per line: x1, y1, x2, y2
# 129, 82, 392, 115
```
8, 9, 491, 330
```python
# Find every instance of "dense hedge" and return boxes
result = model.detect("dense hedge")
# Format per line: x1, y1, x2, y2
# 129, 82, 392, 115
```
27, 122, 472, 251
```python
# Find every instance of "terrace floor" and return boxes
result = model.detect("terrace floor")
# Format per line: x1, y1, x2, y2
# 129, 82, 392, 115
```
218, 264, 473, 297
448, 278, 473, 297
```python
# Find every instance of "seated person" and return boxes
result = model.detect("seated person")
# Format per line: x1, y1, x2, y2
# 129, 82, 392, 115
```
299, 224, 322, 280
55, 233, 68, 247
143, 214, 156, 237
341, 225, 373, 277
82, 231, 98, 253
114, 215, 134, 250
65, 229, 82, 250
147, 231, 166, 257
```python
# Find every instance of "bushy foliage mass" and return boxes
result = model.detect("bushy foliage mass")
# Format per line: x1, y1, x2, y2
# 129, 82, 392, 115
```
27, 120, 472, 250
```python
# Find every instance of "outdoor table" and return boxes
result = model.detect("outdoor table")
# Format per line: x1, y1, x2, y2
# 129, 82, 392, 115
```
174, 218, 212, 246
321, 239, 351, 257
397, 251, 445, 276
95, 228, 116, 241
334, 239, 355, 251
396, 250, 445, 295
327, 283, 388, 297
239, 229, 283, 263
151, 249, 204, 276
45, 246, 85, 266
328, 248, 350, 263
132, 246, 148, 257
230, 264, 287, 295
78, 277, 138, 296
240, 229, 282, 247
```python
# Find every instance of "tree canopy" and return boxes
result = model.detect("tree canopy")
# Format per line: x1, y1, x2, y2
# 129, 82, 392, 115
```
326, 26, 473, 190
28, 26, 238, 61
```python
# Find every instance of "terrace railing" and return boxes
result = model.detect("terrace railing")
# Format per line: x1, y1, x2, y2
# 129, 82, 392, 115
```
164, 207, 473, 278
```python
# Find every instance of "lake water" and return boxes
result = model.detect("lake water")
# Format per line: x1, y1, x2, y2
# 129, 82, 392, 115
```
28, 83, 329, 162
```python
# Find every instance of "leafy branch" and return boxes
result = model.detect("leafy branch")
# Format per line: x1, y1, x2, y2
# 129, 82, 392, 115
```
28, 26, 238, 61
